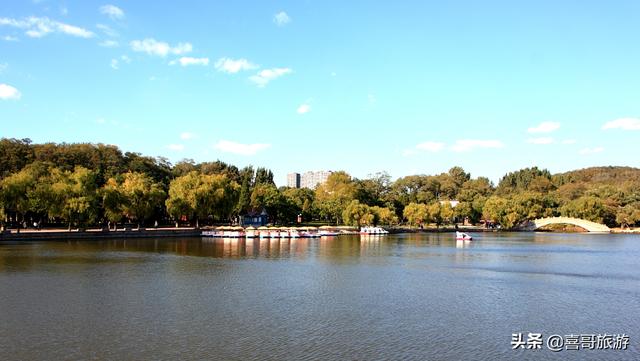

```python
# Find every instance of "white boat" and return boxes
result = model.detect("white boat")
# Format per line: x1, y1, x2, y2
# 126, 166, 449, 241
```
360, 226, 389, 235
245, 227, 257, 238
455, 231, 472, 241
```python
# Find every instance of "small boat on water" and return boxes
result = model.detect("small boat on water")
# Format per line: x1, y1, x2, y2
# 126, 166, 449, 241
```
360, 226, 389, 235
455, 231, 473, 241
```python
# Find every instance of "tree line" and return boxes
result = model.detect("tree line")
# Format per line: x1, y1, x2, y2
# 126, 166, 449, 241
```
1, 138, 639, 230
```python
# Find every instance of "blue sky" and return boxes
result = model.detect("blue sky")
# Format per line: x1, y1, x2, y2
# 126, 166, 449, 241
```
1, 1, 639, 185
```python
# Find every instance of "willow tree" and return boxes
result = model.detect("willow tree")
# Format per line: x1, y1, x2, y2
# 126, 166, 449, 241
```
314, 171, 356, 225
166, 171, 240, 228
403, 202, 428, 227
118, 172, 166, 228
342, 200, 375, 227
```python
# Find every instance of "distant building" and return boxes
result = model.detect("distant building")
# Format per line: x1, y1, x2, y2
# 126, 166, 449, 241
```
287, 170, 333, 189
301, 170, 333, 189
287, 173, 301, 188
240, 209, 268, 227
440, 200, 459, 208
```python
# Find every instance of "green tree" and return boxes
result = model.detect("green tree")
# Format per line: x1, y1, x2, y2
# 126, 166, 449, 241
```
371, 206, 398, 226
403, 202, 428, 227
616, 203, 640, 228
559, 196, 608, 224
118, 172, 166, 228
166, 171, 239, 227
342, 200, 375, 226
314, 171, 356, 224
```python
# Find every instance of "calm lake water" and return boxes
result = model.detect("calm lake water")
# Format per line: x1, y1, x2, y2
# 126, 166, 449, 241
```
1, 232, 638, 361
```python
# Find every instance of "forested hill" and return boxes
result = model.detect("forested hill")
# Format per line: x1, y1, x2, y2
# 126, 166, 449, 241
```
553, 166, 640, 186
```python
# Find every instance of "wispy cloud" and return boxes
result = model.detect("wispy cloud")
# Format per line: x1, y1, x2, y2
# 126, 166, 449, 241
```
180, 132, 196, 140
527, 137, 554, 145
214, 57, 258, 73
561, 139, 576, 145
2, 35, 19, 42
110, 55, 130, 70
130, 38, 192, 57
99, 5, 125, 20
451, 139, 504, 152
297, 103, 311, 114
602, 118, 640, 131
249, 68, 292, 87
402, 141, 445, 157
0, 63, 7, 74
0, 16, 94, 38
273, 11, 291, 26
170, 57, 209, 66
0, 83, 21, 100
416, 141, 445, 152
579, 147, 604, 155
214, 140, 271, 155
527, 121, 560, 133
99, 39, 119, 47
167, 144, 185, 151
96, 23, 118, 37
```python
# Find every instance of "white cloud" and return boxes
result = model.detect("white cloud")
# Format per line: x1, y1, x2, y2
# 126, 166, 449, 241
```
297, 103, 311, 114
96, 24, 118, 37
249, 67, 292, 87
130, 38, 192, 57
579, 147, 604, 155
0, 16, 94, 38
110, 59, 119, 70
602, 118, 640, 131
170, 57, 209, 66
120, 55, 131, 63
273, 11, 291, 26
416, 141, 445, 152
180, 132, 196, 140
451, 139, 504, 152
167, 144, 185, 151
527, 121, 560, 133
214, 57, 258, 73
99, 39, 119, 47
100, 5, 125, 20
0, 84, 21, 100
2, 35, 19, 42
561, 139, 576, 145
214, 140, 271, 155
527, 137, 554, 145
402, 141, 445, 157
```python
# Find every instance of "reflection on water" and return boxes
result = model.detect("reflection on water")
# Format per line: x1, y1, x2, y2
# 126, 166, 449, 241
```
1, 233, 639, 361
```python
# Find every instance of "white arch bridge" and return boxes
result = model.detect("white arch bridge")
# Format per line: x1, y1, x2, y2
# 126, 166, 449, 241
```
519, 217, 611, 233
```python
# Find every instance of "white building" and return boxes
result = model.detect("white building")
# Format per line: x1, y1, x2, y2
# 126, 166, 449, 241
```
287, 170, 333, 189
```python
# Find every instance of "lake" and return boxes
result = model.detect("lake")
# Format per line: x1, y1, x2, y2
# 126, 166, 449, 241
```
0, 232, 638, 360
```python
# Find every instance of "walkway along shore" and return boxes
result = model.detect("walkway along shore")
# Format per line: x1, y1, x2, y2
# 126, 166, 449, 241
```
0, 225, 494, 242
0, 227, 202, 242
2, 224, 631, 242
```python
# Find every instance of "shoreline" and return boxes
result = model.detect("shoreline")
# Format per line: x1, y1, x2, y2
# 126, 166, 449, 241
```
3, 225, 634, 242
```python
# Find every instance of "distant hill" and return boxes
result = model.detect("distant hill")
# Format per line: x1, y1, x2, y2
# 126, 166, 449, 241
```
553, 166, 640, 186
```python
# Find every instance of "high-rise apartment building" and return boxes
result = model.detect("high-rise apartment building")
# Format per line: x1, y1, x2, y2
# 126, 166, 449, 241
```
287, 173, 301, 188
287, 170, 333, 189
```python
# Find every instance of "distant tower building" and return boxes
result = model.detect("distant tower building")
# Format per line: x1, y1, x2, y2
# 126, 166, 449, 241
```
287, 173, 301, 188
300, 170, 333, 189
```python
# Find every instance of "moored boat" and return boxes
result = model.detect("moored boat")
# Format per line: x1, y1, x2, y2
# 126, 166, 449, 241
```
360, 226, 389, 235
455, 231, 473, 241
